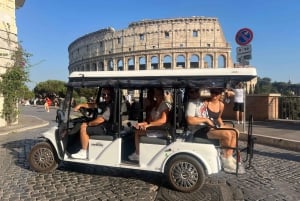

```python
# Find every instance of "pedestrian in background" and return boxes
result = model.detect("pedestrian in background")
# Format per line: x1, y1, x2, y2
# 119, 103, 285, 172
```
44, 97, 52, 112
226, 82, 244, 124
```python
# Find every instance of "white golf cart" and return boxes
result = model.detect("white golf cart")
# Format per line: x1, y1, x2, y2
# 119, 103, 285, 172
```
29, 68, 257, 192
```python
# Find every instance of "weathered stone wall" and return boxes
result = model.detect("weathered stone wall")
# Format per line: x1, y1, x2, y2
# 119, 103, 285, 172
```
0, 0, 23, 126
223, 94, 281, 121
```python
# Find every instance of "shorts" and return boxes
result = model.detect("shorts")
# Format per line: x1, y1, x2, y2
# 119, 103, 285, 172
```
86, 124, 106, 136
233, 102, 244, 112
193, 126, 211, 139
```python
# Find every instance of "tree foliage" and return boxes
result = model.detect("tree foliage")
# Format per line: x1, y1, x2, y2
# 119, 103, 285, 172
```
0, 45, 31, 124
34, 80, 66, 98
254, 77, 300, 96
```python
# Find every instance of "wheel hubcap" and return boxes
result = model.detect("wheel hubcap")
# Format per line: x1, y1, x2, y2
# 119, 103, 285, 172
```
172, 161, 198, 188
33, 148, 54, 169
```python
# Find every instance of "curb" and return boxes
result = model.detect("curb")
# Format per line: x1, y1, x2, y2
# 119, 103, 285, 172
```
240, 132, 300, 152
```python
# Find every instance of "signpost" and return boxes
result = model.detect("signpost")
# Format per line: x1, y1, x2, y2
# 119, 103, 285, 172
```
235, 28, 253, 65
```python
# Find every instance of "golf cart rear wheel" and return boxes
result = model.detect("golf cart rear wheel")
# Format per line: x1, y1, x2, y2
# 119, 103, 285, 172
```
29, 142, 59, 173
166, 154, 205, 193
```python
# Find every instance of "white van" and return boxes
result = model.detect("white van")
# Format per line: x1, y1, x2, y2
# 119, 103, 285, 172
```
29, 68, 257, 192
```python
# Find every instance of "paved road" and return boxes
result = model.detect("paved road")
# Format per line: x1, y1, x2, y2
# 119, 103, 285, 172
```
0, 105, 299, 200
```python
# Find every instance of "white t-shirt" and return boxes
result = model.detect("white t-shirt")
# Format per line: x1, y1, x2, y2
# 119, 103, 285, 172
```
185, 99, 208, 126
233, 88, 244, 103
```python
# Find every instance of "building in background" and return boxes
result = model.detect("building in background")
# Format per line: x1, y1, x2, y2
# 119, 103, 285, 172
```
68, 17, 257, 95
0, 0, 25, 126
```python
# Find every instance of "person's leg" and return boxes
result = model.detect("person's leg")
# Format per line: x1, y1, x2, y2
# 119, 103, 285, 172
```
134, 130, 146, 154
129, 130, 145, 161
208, 129, 232, 157
233, 103, 239, 123
240, 103, 245, 123
80, 123, 89, 150
236, 111, 240, 123
71, 122, 89, 159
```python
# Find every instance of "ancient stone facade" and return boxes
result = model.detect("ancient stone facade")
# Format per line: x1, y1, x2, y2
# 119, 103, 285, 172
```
0, 0, 24, 126
68, 17, 235, 73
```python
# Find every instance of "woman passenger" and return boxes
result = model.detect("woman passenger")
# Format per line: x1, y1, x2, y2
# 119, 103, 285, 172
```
128, 88, 170, 161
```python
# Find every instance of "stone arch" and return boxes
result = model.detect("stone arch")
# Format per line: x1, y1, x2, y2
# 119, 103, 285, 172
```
204, 54, 213, 68
128, 58, 135, 70
117, 59, 124, 71
108, 59, 114, 71
151, 56, 158, 69
218, 54, 226, 68
92, 63, 97, 71
176, 55, 185, 68
190, 54, 199, 68
86, 64, 90, 71
98, 61, 104, 71
139, 56, 146, 70
163, 55, 172, 69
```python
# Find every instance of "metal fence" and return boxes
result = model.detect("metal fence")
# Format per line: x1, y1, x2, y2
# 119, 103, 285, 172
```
279, 96, 300, 120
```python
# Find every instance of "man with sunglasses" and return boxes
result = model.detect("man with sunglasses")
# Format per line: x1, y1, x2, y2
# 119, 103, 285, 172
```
71, 88, 114, 159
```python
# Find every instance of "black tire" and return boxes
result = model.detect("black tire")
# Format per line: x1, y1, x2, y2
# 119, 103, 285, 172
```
29, 142, 59, 173
165, 154, 206, 193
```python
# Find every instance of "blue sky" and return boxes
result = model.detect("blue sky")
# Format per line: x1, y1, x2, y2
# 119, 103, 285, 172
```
16, 0, 300, 89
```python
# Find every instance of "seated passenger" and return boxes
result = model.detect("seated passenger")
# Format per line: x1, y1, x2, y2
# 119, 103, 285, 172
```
185, 87, 240, 173
128, 88, 170, 161
71, 87, 113, 159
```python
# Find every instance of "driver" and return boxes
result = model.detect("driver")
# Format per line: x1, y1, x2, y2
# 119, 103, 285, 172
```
71, 87, 113, 159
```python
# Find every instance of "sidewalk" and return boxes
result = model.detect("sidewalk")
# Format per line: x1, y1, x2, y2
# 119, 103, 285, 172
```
236, 120, 300, 152
0, 115, 49, 136
0, 115, 299, 151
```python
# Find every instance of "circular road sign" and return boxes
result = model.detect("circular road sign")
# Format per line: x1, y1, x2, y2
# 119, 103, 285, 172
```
235, 28, 253, 46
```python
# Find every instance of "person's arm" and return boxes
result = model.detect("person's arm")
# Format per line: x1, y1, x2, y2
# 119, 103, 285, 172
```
186, 116, 214, 127
146, 109, 168, 128
217, 101, 225, 126
73, 102, 96, 112
225, 89, 235, 97
88, 104, 110, 126
87, 116, 105, 126
185, 101, 214, 127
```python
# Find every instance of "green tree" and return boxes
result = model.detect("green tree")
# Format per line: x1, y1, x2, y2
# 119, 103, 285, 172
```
0, 45, 31, 124
34, 80, 66, 98
254, 77, 274, 94
21, 85, 35, 100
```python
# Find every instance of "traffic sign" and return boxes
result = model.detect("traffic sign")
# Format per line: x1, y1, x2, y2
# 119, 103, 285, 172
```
237, 44, 252, 54
235, 28, 253, 46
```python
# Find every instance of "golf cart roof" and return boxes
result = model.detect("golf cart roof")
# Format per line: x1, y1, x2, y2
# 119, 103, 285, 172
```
67, 68, 257, 88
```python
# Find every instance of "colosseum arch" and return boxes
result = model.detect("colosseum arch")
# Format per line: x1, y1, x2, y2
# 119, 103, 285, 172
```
163, 55, 172, 69
204, 54, 213, 68
218, 54, 226, 68
176, 55, 186, 68
128, 58, 135, 71
190, 54, 200, 68
139, 56, 146, 70
92, 63, 97, 71
151, 56, 159, 70
117, 59, 124, 71
99, 61, 104, 71
108, 59, 114, 71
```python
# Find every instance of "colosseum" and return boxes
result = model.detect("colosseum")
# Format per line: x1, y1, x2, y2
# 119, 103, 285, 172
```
68, 16, 237, 73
